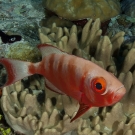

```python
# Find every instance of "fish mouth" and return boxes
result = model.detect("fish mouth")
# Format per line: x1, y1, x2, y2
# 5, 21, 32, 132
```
113, 85, 126, 102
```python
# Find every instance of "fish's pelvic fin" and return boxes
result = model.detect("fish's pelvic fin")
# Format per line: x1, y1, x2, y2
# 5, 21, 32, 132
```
45, 79, 65, 94
70, 103, 91, 122
38, 44, 66, 58
0, 58, 34, 87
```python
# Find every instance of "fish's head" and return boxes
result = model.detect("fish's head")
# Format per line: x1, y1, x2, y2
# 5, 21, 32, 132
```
84, 72, 126, 107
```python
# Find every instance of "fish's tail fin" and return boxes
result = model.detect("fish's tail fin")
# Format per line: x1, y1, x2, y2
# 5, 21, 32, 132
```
0, 58, 38, 87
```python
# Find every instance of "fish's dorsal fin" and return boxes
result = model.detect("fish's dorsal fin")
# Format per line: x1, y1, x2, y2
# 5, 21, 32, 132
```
38, 44, 66, 58
45, 79, 65, 95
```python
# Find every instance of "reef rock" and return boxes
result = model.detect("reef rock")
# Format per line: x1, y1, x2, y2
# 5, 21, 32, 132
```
121, 0, 135, 18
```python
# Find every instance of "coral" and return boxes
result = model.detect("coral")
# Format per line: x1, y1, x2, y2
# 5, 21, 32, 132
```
38, 18, 102, 56
4, 41, 41, 62
38, 19, 135, 133
0, 76, 81, 135
38, 18, 124, 71
1, 75, 135, 135
43, 0, 120, 22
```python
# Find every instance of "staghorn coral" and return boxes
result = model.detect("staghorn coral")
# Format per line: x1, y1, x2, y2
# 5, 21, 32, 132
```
38, 18, 124, 71
43, 0, 120, 22
1, 19, 135, 134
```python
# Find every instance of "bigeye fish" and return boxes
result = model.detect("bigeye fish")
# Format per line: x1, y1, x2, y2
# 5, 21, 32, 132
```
0, 44, 126, 122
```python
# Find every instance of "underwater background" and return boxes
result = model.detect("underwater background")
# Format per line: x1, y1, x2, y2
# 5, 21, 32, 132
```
0, 0, 135, 135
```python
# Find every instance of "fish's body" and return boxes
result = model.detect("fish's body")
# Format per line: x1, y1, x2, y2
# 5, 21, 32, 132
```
0, 44, 126, 122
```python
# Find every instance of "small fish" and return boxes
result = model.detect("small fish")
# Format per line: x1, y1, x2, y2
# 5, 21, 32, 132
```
0, 30, 22, 43
0, 44, 126, 122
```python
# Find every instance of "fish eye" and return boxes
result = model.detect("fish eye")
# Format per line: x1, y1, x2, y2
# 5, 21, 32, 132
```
10, 37, 16, 42
91, 77, 106, 94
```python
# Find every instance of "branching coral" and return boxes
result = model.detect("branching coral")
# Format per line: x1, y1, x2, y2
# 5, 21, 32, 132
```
0, 76, 82, 135
38, 18, 124, 72
1, 75, 135, 135
38, 18, 135, 134
1, 19, 135, 135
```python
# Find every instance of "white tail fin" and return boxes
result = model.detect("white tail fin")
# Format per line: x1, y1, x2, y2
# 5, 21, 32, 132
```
0, 58, 34, 87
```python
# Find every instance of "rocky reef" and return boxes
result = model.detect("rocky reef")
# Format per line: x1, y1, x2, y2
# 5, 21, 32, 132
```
121, 0, 135, 18
0, 0, 44, 45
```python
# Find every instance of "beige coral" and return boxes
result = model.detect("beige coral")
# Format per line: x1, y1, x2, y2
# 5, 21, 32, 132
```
0, 76, 82, 135
38, 18, 124, 71
1, 75, 135, 135
43, 0, 120, 22
38, 18, 135, 134
1, 19, 135, 135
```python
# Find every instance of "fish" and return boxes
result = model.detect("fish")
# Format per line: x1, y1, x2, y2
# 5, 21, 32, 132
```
0, 44, 126, 122
0, 30, 22, 44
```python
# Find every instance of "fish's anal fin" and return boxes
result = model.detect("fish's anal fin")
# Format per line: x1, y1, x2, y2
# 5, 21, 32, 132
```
45, 79, 65, 95
70, 103, 91, 122
38, 44, 66, 58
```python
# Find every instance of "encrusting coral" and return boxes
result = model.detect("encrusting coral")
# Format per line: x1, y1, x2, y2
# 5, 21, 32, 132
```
43, 0, 120, 22
1, 18, 135, 135
4, 41, 41, 62
41, 0, 120, 29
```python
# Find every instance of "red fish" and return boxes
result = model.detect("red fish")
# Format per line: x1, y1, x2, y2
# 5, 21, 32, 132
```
0, 44, 126, 122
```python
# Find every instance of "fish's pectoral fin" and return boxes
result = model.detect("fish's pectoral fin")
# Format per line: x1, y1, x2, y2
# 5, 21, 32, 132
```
45, 79, 65, 95
70, 103, 91, 122
38, 44, 66, 58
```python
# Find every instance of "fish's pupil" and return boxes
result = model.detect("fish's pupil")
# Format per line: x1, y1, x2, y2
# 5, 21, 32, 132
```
10, 37, 16, 41
95, 82, 102, 90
